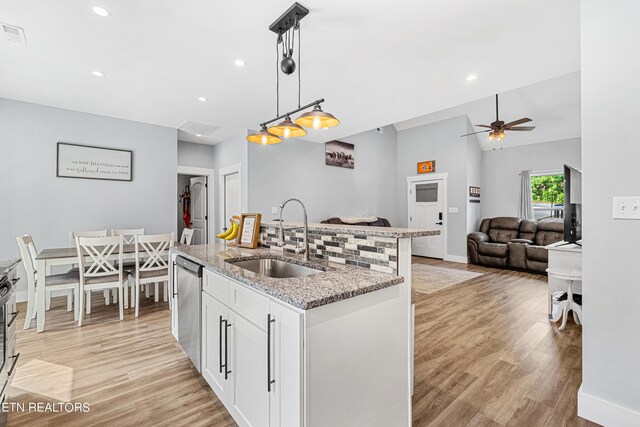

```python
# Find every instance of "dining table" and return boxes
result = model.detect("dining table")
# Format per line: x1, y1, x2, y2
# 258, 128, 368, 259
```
34, 243, 179, 332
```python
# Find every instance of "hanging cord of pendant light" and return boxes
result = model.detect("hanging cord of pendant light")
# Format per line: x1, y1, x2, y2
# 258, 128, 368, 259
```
276, 35, 280, 116
297, 18, 301, 109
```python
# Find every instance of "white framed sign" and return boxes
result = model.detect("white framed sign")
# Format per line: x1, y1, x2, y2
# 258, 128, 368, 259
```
57, 142, 133, 182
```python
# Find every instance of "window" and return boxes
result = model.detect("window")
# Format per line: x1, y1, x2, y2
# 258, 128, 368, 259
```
531, 173, 564, 220
415, 183, 438, 203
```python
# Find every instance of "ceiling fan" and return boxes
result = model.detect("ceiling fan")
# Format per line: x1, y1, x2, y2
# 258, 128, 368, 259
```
461, 94, 535, 140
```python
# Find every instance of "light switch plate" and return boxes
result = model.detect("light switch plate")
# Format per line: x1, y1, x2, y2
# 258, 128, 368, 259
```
271, 207, 278, 214
448, 207, 459, 213
613, 197, 640, 219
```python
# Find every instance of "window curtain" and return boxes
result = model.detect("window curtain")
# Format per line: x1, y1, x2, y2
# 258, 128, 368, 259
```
518, 170, 534, 220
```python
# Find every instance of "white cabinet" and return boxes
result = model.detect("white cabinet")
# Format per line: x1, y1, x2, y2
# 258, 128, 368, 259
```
202, 291, 230, 399
201, 269, 302, 427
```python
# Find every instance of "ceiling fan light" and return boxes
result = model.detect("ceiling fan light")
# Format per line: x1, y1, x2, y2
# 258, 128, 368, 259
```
267, 116, 307, 138
246, 127, 282, 145
295, 104, 340, 129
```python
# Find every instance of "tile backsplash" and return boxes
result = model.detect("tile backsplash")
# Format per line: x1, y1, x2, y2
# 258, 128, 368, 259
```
259, 226, 398, 274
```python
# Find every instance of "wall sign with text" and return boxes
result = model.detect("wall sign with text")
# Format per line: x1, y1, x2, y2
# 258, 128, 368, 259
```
57, 142, 132, 182
417, 160, 436, 174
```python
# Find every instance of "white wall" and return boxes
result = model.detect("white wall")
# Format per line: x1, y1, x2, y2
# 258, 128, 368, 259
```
579, 1, 640, 425
396, 116, 472, 258
247, 126, 399, 225
481, 137, 581, 218
0, 98, 177, 295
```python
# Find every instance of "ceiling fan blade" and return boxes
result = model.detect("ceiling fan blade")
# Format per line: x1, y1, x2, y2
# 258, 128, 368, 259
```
506, 126, 536, 131
503, 118, 532, 128
475, 124, 493, 129
460, 129, 491, 137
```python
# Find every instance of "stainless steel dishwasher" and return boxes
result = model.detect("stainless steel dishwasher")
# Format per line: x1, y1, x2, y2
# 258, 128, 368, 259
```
176, 256, 203, 372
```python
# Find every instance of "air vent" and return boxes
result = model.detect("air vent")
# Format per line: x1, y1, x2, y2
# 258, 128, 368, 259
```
2, 23, 27, 45
178, 121, 220, 136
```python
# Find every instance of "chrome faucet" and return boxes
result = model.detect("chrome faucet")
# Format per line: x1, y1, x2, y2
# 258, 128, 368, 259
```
277, 198, 309, 261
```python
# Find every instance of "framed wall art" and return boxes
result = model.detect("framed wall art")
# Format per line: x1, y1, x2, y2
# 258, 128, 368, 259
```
57, 142, 132, 181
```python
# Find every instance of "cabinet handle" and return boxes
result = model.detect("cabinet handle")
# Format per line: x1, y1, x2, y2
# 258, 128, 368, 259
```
8, 311, 19, 328
172, 262, 177, 298
224, 320, 232, 380
267, 314, 276, 392
7, 353, 20, 377
219, 315, 223, 374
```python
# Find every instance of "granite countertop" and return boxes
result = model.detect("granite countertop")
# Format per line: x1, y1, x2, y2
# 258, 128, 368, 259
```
261, 221, 439, 239
172, 244, 404, 310
0, 258, 20, 276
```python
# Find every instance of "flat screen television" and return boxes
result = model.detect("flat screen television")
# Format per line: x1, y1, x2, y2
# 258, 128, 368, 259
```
564, 164, 582, 244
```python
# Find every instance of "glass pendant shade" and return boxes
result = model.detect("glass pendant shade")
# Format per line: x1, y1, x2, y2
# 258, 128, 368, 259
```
267, 116, 307, 138
246, 127, 282, 145
295, 104, 340, 129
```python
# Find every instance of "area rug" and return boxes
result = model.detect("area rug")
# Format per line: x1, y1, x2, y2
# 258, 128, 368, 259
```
412, 264, 484, 295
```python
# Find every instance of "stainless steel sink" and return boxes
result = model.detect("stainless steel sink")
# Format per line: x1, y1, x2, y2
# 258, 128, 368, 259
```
227, 258, 322, 278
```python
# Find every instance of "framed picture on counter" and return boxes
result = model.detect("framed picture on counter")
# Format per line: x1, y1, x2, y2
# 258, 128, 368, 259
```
237, 213, 262, 248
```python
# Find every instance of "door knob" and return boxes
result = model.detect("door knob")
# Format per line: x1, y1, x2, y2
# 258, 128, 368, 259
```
435, 222, 443, 225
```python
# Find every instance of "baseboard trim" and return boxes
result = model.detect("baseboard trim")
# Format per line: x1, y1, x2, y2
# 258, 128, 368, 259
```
14, 289, 69, 303
443, 255, 468, 264
578, 384, 640, 427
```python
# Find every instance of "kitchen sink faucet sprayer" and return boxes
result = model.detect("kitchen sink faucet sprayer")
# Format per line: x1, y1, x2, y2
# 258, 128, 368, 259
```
277, 198, 309, 261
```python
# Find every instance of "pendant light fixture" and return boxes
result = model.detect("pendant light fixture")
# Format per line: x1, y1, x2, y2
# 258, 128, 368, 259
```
246, 2, 340, 145
246, 126, 282, 145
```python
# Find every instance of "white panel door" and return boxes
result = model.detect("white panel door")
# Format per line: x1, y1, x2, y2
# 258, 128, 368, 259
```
223, 172, 241, 230
227, 311, 270, 427
409, 180, 444, 258
190, 176, 208, 244
202, 291, 230, 402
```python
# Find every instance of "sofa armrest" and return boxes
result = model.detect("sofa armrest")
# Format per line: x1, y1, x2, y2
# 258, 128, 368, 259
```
467, 232, 489, 245
510, 238, 534, 244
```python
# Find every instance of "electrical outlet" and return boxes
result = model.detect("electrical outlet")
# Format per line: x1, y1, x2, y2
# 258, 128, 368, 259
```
613, 197, 640, 219
271, 206, 279, 214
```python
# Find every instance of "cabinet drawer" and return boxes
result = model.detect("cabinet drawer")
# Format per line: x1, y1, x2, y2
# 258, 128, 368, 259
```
203, 269, 228, 304
228, 281, 270, 329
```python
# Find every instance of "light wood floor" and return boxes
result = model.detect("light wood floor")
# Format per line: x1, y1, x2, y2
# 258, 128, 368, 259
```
6, 261, 597, 426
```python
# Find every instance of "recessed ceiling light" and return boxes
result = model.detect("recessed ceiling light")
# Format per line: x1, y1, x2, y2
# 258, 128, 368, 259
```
92, 6, 111, 17
198, 97, 208, 102
92, 70, 105, 77
196, 134, 203, 137
234, 59, 246, 67
466, 74, 478, 81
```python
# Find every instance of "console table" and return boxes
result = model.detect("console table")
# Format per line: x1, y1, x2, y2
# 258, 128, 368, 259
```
546, 241, 582, 322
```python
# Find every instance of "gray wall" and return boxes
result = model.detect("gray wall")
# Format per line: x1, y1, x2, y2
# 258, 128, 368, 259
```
580, 1, 640, 422
247, 126, 399, 225
213, 133, 249, 231
178, 140, 215, 169
396, 116, 471, 258
0, 98, 177, 295
466, 118, 483, 233
481, 137, 581, 218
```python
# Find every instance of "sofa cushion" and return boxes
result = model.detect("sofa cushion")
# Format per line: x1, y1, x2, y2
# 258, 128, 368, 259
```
534, 219, 564, 246
526, 245, 548, 263
487, 217, 522, 243
477, 242, 508, 258
518, 220, 538, 241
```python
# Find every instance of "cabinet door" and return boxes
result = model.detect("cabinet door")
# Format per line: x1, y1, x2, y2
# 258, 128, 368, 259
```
227, 312, 270, 427
202, 292, 230, 401
268, 302, 303, 427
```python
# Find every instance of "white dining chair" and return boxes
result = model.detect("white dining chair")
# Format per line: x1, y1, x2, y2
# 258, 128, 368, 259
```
16, 235, 80, 330
134, 233, 174, 317
180, 228, 194, 245
75, 235, 129, 326
111, 228, 144, 309
70, 230, 110, 311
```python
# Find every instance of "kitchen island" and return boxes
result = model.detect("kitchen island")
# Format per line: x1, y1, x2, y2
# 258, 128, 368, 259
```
170, 223, 438, 427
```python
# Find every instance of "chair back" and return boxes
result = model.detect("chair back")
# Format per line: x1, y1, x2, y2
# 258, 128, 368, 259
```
111, 228, 145, 245
16, 235, 37, 288
75, 235, 123, 286
135, 233, 174, 274
69, 230, 108, 247
180, 228, 194, 245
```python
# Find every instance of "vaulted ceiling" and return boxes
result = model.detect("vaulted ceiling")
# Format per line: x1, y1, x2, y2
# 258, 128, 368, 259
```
0, 1, 580, 145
